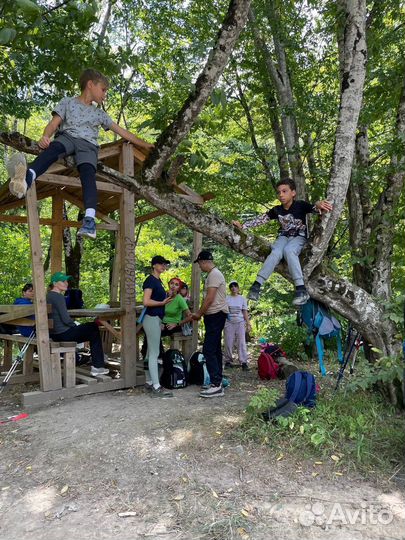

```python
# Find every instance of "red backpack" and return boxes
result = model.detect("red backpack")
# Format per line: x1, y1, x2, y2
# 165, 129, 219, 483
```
258, 351, 280, 380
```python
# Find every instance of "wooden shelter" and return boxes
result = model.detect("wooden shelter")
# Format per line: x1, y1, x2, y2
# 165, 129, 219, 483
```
0, 139, 206, 406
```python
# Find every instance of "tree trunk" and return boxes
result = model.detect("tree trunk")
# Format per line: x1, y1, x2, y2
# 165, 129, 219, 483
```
143, 0, 251, 183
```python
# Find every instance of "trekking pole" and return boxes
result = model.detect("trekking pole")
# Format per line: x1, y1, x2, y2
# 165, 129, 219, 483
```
349, 335, 363, 374
0, 330, 36, 394
334, 327, 359, 391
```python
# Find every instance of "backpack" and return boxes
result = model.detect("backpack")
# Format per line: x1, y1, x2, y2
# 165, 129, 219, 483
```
264, 371, 317, 421
188, 351, 208, 385
299, 299, 343, 376
258, 350, 280, 380
160, 349, 188, 389
65, 289, 84, 309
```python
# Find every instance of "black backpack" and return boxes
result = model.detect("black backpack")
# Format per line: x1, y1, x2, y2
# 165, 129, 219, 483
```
160, 349, 188, 389
188, 350, 205, 385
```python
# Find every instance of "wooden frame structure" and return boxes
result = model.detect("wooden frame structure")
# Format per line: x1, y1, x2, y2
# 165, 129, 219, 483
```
0, 139, 206, 406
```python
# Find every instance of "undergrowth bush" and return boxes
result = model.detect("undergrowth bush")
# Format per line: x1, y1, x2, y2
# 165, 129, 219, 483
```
239, 384, 404, 475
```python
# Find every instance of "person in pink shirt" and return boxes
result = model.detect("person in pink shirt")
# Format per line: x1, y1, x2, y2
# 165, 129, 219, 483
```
223, 281, 251, 371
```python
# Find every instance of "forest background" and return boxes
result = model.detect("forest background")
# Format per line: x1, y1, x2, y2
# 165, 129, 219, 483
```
0, 0, 404, 403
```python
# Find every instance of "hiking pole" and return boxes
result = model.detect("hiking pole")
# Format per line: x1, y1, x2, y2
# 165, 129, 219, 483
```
349, 335, 363, 374
0, 330, 36, 394
334, 327, 359, 391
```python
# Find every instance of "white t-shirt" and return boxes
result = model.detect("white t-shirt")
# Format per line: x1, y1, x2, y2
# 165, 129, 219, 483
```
226, 294, 248, 323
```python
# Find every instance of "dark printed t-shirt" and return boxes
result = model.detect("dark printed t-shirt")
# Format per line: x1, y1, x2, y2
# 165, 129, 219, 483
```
143, 275, 166, 318
243, 200, 318, 238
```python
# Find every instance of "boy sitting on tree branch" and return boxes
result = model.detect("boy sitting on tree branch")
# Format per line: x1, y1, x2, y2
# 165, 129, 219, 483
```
233, 178, 332, 305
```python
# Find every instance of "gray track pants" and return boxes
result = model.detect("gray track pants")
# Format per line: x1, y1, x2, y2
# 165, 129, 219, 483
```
256, 235, 307, 287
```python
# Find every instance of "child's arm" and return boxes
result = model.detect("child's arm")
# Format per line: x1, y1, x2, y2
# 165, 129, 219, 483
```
314, 200, 333, 213
109, 122, 154, 151
38, 115, 63, 149
233, 211, 274, 231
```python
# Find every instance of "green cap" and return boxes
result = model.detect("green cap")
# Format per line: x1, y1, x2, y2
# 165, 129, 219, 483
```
51, 271, 71, 283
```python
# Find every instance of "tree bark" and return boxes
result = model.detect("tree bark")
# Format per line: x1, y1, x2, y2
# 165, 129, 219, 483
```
305, 0, 367, 276
143, 0, 251, 183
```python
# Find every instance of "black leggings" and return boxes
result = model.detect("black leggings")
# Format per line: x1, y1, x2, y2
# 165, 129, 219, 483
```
51, 322, 104, 368
29, 142, 97, 209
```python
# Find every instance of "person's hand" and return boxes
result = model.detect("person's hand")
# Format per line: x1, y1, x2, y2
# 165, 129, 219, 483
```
162, 296, 174, 305
191, 312, 201, 321
246, 322, 252, 332
233, 220, 243, 229
165, 323, 177, 330
316, 200, 333, 213
38, 136, 51, 149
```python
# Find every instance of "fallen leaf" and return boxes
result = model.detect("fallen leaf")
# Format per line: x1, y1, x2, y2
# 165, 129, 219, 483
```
212, 490, 219, 499
173, 494, 185, 501
312, 472, 319, 477
26, 466, 32, 471
181, 477, 188, 483
241, 509, 250, 518
331, 455, 340, 462
60, 485, 69, 495
314, 461, 323, 465
118, 512, 137, 517
237, 527, 250, 539
215, 431, 222, 435
335, 472, 343, 476
1, 486, 10, 491
276, 453, 284, 461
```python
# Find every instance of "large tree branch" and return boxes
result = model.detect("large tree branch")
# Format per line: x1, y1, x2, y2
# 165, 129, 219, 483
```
143, 0, 251, 183
305, 0, 367, 277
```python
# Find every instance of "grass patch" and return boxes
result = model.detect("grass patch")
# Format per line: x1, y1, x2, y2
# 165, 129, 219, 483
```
236, 385, 405, 477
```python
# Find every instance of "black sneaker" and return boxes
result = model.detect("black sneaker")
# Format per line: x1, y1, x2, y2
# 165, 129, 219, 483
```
241, 363, 249, 371
224, 362, 234, 369
151, 386, 173, 398
248, 281, 262, 301
292, 289, 310, 306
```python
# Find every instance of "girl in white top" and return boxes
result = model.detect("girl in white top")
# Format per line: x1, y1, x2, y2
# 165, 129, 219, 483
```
223, 281, 251, 370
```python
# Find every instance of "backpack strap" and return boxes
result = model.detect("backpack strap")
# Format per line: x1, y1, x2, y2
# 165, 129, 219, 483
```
289, 372, 303, 403
315, 333, 327, 376
303, 373, 315, 404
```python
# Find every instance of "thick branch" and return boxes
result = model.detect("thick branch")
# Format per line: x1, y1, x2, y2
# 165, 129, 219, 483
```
143, 0, 251, 183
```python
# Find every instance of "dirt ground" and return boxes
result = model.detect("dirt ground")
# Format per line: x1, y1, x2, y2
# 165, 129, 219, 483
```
0, 368, 404, 540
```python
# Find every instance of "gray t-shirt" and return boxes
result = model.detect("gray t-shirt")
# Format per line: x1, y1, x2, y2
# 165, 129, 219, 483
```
47, 290, 76, 334
53, 97, 113, 146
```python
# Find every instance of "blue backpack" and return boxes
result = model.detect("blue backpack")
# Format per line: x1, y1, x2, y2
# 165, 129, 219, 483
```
263, 371, 316, 421
299, 299, 343, 376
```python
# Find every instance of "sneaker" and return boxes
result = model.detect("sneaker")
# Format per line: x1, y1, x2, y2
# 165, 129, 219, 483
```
7, 153, 28, 199
90, 366, 110, 376
144, 382, 153, 391
201, 384, 210, 390
77, 216, 97, 239
292, 289, 310, 306
199, 384, 224, 398
224, 362, 234, 369
241, 363, 249, 371
151, 386, 173, 398
247, 281, 261, 301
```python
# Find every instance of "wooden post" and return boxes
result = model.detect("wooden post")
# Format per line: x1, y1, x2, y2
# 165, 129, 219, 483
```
50, 189, 63, 274
26, 183, 61, 391
191, 231, 202, 353
119, 144, 137, 386
110, 232, 120, 304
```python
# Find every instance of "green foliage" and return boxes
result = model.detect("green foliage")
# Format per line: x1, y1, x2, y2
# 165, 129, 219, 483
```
240, 386, 405, 475
344, 354, 404, 394
245, 387, 279, 420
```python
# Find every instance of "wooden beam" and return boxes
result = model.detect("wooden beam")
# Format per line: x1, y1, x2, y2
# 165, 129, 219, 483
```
51, 189, 64, 274
136, 209, 166, 223
26, 183, 59, 391
119, 144, 137, 387
37, 173, 122, 194
191, 231, 202, 352
0, 214, 117, 230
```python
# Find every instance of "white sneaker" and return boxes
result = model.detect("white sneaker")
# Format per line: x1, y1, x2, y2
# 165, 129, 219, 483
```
90, 366, 110, 377
7, 153, 28, 199
199, 384, 224, 398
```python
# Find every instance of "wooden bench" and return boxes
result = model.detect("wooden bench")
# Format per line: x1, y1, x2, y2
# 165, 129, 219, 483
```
0, 333, 77, 389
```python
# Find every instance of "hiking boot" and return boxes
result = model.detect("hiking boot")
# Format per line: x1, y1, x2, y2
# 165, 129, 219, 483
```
7, 153, 28, 199
199, 384, 224, 398
241, 363, 249, 371
77, 216, 97, 239
144, 382, 153, 391
292, 289, 310, 306
247, 281, 261, 301
90, 366, 110, 376
151, 386, 173, 398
